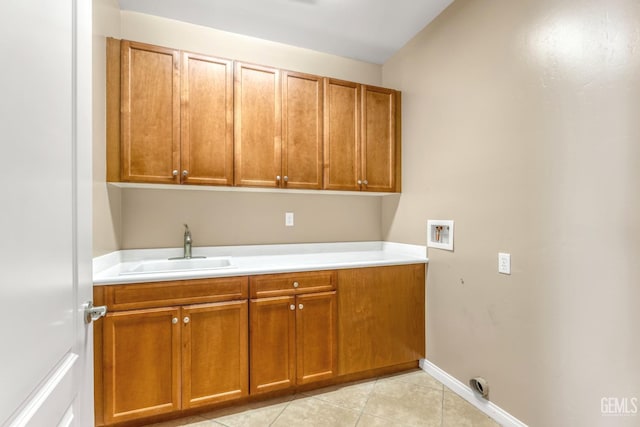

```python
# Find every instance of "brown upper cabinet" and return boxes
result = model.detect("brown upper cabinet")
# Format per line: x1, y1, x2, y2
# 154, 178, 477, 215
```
120, 40, 180, 184
323, 79, 360, 191
361, 85, 398, 192
233, 62, 282, 187
324, 79, 400, 192
234, 66, 323, 189
181, 52, 234, 185
281, 71, 324, 189
108, 39, 400, 192
111, 39, 234, 185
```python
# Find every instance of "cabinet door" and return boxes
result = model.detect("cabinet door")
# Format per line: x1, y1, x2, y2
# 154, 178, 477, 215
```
181, 52, 234, 186
234, 63, 281, 187
282, 71, 323, 189
337, 264, 425, 375
296, 291, 337, 385
361, 85, 397, 192
182, 300, 248, 409
103, 307, 181, 424
121, 41, 180, 183
323, 78, 360, 191
250, 296, 295, 394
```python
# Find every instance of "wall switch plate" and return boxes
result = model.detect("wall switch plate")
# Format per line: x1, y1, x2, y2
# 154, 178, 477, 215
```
498, 252, 511, 275
285, 212, 294, 227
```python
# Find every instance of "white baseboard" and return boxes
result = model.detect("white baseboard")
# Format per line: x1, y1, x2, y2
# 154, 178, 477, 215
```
420, 359, 528, 427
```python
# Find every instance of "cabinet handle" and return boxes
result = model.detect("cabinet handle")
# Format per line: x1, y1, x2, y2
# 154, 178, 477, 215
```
182, 170, 188, 177
172, 170, 178, 177
172, 317, 178, 324
290, 304, 295, 311
298, 303, 304, 310
363, 179, 368, 186
293, 281, 299, 288
357, 179, 362, 185
183, 316, 190, 324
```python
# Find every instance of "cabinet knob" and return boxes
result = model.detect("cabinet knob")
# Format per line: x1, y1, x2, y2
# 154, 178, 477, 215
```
363, 180, 368, 186
172, 317, 178, 324
183, 316, 190, 324
276, 175, 281, 182
172, 170, 178, 177
357, 179, 362, 185
298, 303, 304, 310
290, 304, 295, 311
283, 176, 288, 183
182, 170, 188, 177
293, 281, 299, 288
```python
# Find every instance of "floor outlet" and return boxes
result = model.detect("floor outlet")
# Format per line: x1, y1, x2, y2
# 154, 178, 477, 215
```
498, 253, 511, 275
285, 212, 294, 227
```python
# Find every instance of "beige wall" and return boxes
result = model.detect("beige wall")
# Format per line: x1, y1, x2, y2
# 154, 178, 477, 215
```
382, 1, 640, 425
121, 189, 381, 249
92, 11, 384, 254
120, 11, 382, 86
93, 0, 121, 256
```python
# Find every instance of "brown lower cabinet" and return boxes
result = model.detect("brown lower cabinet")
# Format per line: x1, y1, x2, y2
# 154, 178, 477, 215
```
94, 277, 249, 426
249, 290, 337, 395
337, 264, 426, 375
94, 264, 425, 426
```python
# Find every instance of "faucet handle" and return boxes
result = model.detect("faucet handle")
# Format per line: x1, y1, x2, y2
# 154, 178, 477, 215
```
183, 224, 190, 233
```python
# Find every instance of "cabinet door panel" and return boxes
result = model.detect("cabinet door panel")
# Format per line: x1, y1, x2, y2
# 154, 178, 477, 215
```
103, 307, 181, 424
282, 71, 323, 189
296, 292, 337, 385
182, 301, 248, 408
323, 79, 360, 191
250, 296, 295, 394
337, 264, 425, 375
362, 86, 396, 192
121, 41, 180, 183
181, 52, 234, 186
234, 63, 281, 187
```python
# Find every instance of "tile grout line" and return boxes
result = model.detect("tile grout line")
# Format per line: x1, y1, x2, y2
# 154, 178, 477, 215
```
354, 377, 378, 426
268, 394, 296, 426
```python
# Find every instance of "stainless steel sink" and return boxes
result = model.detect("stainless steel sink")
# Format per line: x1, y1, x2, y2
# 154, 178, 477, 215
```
119, 257, 234, 275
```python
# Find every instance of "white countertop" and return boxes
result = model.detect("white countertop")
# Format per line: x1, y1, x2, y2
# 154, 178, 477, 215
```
93, 241, 428, 285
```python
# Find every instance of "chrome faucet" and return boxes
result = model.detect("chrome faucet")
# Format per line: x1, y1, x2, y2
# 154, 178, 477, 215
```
169, 224, 205, 260
183, 224, 192, 259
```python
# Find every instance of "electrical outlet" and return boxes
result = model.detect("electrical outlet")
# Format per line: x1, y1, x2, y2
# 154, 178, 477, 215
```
498, 252, 511, 275
285, 212, 294, 227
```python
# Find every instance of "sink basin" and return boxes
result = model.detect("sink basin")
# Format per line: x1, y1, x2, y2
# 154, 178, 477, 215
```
119, 257, 234, 275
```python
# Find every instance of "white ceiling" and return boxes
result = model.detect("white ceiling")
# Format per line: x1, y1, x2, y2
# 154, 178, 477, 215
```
118, 0, 454, 64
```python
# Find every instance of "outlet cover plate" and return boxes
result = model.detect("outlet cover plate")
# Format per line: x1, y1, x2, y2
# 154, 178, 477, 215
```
285, 212, 294, 227
498, 252, 511, 274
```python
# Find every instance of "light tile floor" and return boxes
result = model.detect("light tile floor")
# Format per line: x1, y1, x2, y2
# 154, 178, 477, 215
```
144, 369, 500, 427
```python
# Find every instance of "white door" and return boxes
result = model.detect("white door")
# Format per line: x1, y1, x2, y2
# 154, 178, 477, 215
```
0, 0, 94, 426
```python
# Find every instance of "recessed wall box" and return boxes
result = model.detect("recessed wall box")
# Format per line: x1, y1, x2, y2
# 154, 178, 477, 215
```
427, 220, 454, 251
